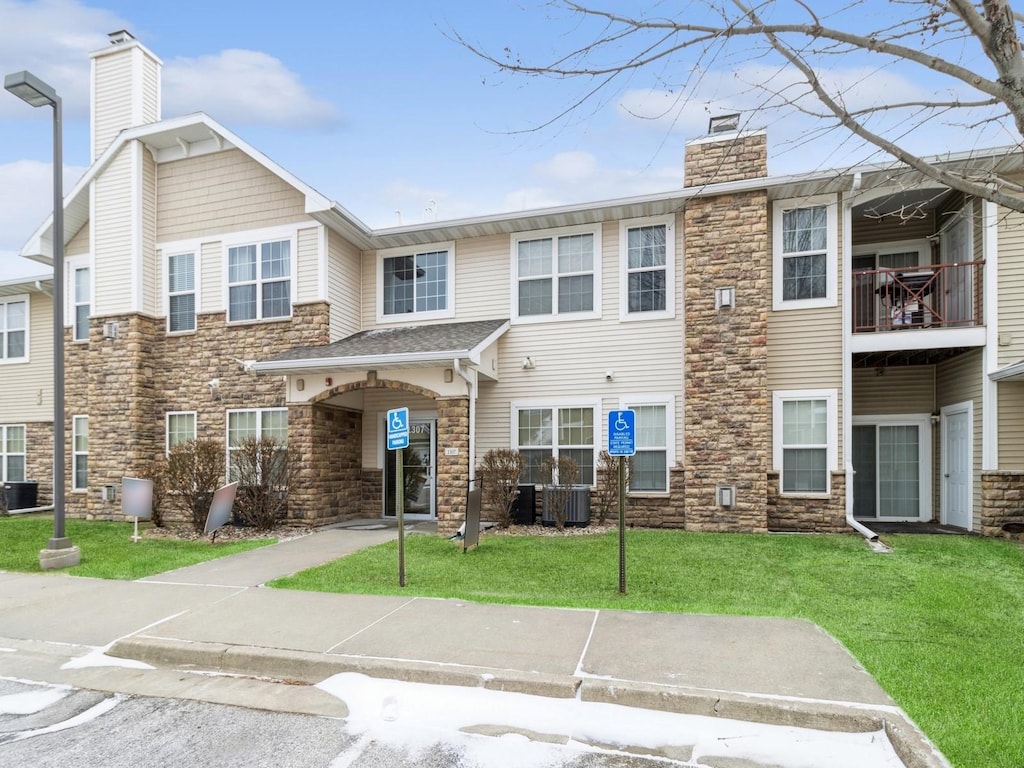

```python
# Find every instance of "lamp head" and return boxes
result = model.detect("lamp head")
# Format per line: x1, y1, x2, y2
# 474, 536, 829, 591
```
4, 70, 58, 108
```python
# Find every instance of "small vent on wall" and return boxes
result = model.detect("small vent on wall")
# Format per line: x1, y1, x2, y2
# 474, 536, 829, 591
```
102, 321, 119, 340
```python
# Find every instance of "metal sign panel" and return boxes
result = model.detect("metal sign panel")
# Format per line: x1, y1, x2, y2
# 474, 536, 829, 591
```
607, 409, 636, 457
387, 407, 410, 450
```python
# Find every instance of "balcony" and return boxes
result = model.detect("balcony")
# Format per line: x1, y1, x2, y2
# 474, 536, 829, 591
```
852, 261, 984, 334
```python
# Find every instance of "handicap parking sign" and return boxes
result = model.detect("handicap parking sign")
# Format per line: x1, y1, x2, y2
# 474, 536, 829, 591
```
387, 407, 410, 450
608, 410, 636, 456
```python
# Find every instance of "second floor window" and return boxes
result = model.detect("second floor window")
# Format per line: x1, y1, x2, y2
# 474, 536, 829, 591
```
773, 196, 837, 310
382, 249, 449, 316
168, 253, 196, 332
0, 297, 27, 362
514, 227, 599, 320
228, 240, 291, 322
73, 267, 90, 341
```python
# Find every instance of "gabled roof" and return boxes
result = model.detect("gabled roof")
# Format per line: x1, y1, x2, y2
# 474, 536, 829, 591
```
250, 318, 510, 375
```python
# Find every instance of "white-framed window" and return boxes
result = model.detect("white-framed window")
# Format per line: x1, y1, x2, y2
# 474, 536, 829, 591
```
72, 266, 90, 341
226, 408, 287, 482
620, 216, 674, 319
620, 396, 674, 493
0, 425, 26, 483
167, 252, 196, 332
377, 243, 454, 320
166, 411, 197, 453
72, 415, 88, 491
772, 389, 837, 496
512, 226, 601, 322
0, 295, 28, 362
227, 238, 292, 322
772, 195, 838, 311
512, 400, 598, 485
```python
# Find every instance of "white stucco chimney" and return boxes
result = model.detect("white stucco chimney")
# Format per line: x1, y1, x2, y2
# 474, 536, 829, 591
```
89, 30, 162, 161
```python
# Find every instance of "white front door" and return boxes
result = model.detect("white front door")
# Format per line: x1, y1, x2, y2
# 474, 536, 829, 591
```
942, 404, 972, 529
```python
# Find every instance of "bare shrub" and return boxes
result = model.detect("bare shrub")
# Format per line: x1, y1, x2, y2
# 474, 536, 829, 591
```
163, 439, 224, 532
541, 455, 579, 530
595, 450, 631, 525
478, 449, 524, 527
231, 437, 293, 531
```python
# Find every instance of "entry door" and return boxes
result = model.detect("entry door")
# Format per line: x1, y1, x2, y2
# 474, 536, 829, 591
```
852, 421, 929, 521
384, 418, 436, 519
942, 405, 972, 529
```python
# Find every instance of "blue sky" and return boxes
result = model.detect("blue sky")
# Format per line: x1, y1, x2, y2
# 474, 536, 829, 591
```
0, 0, 1016, 280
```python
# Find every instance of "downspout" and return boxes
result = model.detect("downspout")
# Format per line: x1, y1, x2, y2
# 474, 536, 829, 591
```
843, 174, 877, 541
453, 358, 475, 482
35, 280, 53, 297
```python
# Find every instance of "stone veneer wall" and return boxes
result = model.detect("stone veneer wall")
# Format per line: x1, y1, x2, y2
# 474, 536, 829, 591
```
767, 472, 847, 533
981, 471, 1024, 536
65, 302, 330, 519
288, 403, 362, 523
684, 132, 769, 187
22, 422, 54, 506
597, 466, 686, 528
435, 397, 470, 537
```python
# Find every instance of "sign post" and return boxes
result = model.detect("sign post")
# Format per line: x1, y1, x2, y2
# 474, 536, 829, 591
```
607, 410, 636, 594
387, 407, 410, 587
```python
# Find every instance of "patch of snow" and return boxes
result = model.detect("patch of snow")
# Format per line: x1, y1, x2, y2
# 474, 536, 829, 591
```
317, 673, 906, 768
0, 688, 68, 715
9, 694, 124, 742
61, 645, 155, 670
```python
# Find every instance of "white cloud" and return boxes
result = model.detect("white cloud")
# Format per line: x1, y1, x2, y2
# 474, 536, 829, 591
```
162, 50, 340, 129
0, 159, 87, 257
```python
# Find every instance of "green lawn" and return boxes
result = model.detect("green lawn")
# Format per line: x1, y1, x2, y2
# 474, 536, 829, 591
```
0, 516, 274, 580
270, 530, 1024, 768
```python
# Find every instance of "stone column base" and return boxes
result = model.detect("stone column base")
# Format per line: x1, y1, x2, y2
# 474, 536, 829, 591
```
39, 545, 81, 570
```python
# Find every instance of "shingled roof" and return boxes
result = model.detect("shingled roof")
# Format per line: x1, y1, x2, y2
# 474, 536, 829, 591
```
251, 318, 509, 374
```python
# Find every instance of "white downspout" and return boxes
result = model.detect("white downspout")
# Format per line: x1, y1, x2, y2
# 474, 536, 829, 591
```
843, 175, 877, 541
453, 358, 476, 482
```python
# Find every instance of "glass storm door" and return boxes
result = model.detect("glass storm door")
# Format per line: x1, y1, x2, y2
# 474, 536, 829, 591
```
853, 423, 925, 520
384, 418, 436, 519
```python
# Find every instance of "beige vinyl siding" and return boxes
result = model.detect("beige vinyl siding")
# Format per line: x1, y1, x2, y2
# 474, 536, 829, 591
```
997, 209, 1024, 367
0, 292, 52, 422
157, 150, 307, 243
295, 226, 322, 305
66, 222, 90, 258
852, 367, 935, 415
936, 349, 983, 528
327, 230, 360, 340
998, 381, 1024, 469
200, 241, 222, 314
454, 234, 511, 321
141, 149, 159, 315
852, 212, 935, 246
92, 53, 133, 159
92, 144, 135, 317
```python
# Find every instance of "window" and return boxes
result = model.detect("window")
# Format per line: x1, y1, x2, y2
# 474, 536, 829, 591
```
166, 412, 197, 453
621, 398, 673, 492
621, 217, 674, 318
73, 416, 88, 491
514, 403, 596, 485
73, 267, 90, 341
228, 239, 291, 322
0, 296, 27, 362
167, 253, 196, 332
226, 408, 287, 482
513, 227, 600, 321
772, 196, 837, 310
1, 425, 26, 482
773, 390, 837, 495
380, 245, 453, 318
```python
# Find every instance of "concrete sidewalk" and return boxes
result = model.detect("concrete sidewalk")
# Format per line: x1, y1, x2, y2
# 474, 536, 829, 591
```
0, 522, 950, 767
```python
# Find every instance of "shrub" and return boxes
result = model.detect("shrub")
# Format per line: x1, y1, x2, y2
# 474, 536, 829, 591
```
230, 436, 293, 531
478, 449, 524, 527
595, 450, 631, 525
163, 439, 224, 532
541, 455, 579, 530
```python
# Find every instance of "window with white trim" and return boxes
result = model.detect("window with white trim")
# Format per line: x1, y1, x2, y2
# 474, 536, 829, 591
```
166, 412, 197, 453
1, 425, 26, 482
0, 296, 27, 362
73, 416, 88, 491
167, 252, 196, 332
228, 239, 291, 322
226, 408, 287, 482
773, 390, 837, 495
621, 398, 673, 492
621, 217, 674, 318
772, 196, 837, 310
380, 245, 453, 318
513, 226, 600, 320
73, 266, 90, 341
514, 404, 596, 485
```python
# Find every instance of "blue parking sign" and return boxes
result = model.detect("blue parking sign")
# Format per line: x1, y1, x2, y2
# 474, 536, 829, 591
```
387, 407, 410, 450
608, 410, 636, 456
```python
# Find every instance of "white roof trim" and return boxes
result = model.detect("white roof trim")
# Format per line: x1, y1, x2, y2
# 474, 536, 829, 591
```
990, 359, 1024, 381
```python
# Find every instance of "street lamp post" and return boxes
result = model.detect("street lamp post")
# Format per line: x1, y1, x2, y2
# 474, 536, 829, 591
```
5, 70, 80, 569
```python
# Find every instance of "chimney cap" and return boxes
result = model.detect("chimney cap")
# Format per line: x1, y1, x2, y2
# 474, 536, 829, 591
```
108, 29, 136, 45
708, 113, 742, 135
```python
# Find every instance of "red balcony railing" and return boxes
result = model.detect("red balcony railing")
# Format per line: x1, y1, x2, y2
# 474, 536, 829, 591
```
852, 262, 984, 333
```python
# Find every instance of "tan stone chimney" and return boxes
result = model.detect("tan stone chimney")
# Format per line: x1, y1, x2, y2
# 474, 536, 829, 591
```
89, 30, 162, 161
684, 114, 767, 187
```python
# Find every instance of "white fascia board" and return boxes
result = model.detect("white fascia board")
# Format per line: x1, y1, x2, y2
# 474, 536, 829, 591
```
251, 350, 479, 375
990, 359, 1024, 381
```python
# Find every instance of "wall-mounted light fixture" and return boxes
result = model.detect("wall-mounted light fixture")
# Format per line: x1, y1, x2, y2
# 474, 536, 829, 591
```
931, 412, 941, 425
715, 287, 735, 310
716, 484, 736, 508
444, 368, 454, 383
208, 378, 220, 400
296, 378, 305, 392
521, 356, 535, 370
